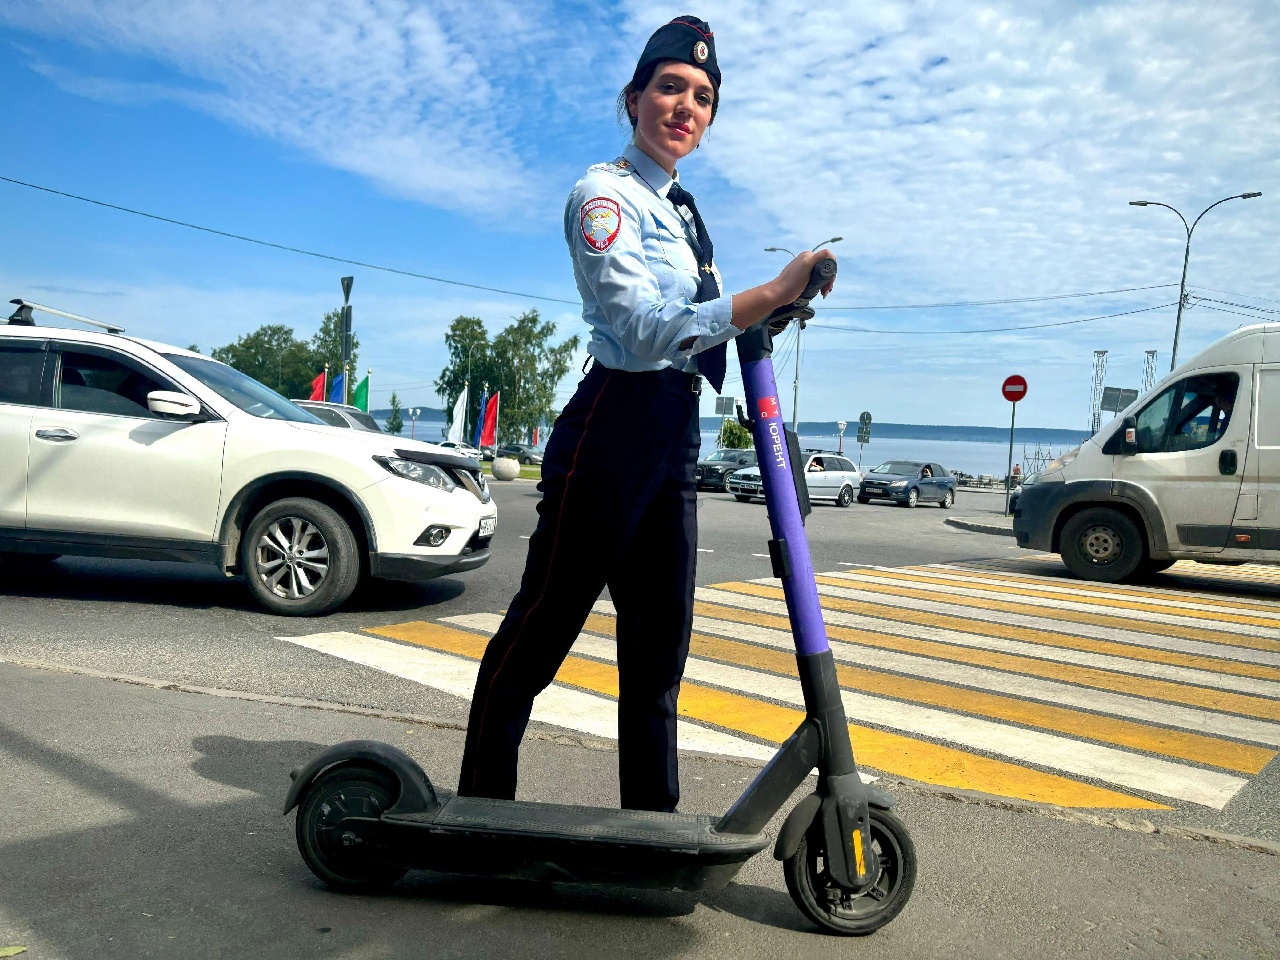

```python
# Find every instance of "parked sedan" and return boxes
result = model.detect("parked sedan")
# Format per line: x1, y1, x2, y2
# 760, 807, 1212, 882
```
294, 400, 383, 433
695, 448, 757, 491
726, 453, 863, 507
859, 460, 956, 508
495, 443, 544, 464
438, 440, 483, 459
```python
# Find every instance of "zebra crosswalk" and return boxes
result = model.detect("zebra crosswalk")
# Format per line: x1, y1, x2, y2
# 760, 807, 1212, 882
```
280, 557, 1280, 813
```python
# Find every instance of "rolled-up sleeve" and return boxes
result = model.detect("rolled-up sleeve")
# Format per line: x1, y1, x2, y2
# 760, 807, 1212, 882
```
566, 175, 734, 365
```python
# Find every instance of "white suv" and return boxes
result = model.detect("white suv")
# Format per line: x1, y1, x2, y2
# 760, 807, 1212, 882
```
0, 303, 497, 616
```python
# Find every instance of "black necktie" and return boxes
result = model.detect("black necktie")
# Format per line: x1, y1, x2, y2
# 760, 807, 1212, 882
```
666, 182, 726, 393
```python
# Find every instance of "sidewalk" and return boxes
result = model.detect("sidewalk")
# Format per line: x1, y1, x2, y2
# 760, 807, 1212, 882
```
2, 661, 1276, 959
944, 514, 1015, 537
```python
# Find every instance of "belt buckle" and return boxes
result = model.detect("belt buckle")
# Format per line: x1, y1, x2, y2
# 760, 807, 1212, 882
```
691, 374, 703, 396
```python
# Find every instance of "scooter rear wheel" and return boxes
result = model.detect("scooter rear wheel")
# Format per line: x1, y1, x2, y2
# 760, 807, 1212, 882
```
295, 764, 407, 892
783, 807, 916, 935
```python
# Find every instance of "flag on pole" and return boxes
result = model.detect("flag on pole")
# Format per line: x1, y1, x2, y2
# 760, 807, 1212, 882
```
479, 391, 500, 447
448, 385, 469, 443
328, 370, 344, 404
532, 425, 539, 446
352, 372, 370, 412
308, 368, 327, 401
471, 385, 488, 447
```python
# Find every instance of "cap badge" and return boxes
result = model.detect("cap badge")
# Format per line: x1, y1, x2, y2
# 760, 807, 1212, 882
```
693, 40, 709, 63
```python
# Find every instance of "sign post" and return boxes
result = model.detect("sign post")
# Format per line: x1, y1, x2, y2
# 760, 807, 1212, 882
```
340, 276, 354, 406
857, 411, 872, 468
1001, 376, 1027, 516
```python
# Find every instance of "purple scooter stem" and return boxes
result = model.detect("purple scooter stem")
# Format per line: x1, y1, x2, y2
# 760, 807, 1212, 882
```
740, 358, 831, 656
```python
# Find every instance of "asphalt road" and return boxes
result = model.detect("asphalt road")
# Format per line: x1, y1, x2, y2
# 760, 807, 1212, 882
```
3, 481, 1278, 958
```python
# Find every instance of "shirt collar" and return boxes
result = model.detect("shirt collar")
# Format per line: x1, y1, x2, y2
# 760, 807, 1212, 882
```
623, 142, 678, 198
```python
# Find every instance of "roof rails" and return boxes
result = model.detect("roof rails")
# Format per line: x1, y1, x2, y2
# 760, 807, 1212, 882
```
7, 299, 125, 334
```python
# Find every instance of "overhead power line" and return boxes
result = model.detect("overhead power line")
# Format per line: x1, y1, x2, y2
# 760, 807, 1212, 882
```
1189, 295, 1279, 315
4, 174, 1193, 319
806, 301, 1178, 335
813, 283, 1178, 311
0, 174, 580, 306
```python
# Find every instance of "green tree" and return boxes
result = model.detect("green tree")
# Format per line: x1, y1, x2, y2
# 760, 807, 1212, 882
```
718, 418, 752, 449
436, 311, 580, 445
435, 316, 490, 441
311, 309, 359, 387
386, 391, 405, 435
210, 324, 315, 398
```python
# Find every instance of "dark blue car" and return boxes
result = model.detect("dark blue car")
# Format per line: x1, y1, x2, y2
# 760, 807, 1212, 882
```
858, 460, 956, 508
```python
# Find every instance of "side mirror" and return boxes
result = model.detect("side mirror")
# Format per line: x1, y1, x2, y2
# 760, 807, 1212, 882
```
1119, 415, 1138, 453
147, 390, 202, 418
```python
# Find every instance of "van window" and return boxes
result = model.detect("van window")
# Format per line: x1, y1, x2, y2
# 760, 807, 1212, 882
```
1129, 372, 1238, 454
1258, 369, 1280, 448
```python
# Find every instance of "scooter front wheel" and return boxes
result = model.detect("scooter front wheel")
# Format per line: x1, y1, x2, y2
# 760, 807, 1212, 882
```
295, 765, 407, 892
784, 807, 916, 935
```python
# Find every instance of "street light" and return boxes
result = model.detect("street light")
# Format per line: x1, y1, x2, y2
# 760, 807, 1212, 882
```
765, 237, 844, 431
409, 407, 421, 439
1129, 192, 1261, 371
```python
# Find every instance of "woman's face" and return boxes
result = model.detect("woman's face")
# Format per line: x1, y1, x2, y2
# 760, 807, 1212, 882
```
628, 61, 715, 174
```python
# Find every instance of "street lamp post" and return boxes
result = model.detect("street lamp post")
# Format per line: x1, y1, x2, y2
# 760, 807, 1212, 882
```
1129, 192, 1261, 371
765, 237, 843, 432
409, 407, 421, 440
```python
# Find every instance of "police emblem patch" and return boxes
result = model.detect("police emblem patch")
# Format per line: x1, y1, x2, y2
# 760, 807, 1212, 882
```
693, 40, 708, 63
580, 197, 622, 251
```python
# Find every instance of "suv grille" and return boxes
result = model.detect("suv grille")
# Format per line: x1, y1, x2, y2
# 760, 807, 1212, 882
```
445, 466, 490, 504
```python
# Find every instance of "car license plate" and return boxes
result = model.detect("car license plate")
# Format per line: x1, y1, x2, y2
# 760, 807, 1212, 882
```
480, 517, 496, 537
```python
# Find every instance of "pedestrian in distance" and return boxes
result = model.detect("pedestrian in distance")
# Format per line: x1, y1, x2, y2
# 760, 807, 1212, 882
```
458, 13, 837, 812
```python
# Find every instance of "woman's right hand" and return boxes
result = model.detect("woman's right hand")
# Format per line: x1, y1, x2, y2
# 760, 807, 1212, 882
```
769, 249, 837, 308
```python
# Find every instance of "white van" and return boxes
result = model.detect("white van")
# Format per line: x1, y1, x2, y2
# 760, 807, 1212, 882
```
1013, 322, 1280, 582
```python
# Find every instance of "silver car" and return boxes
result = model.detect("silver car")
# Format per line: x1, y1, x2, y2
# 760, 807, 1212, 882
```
294, 400, 383, 433
726, 452, 863, 507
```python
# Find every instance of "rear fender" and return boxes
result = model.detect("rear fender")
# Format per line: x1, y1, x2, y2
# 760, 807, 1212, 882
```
282, 739, 439, 816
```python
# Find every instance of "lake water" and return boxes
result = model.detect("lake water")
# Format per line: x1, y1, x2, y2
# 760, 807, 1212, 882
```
382, 413, 1079, 479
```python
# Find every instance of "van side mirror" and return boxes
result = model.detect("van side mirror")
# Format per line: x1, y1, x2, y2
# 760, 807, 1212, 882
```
1119, 415, 1138, 454
147, 390, 202, 419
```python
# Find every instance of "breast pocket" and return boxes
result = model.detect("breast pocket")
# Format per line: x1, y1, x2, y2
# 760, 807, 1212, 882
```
648, 214, 700, 274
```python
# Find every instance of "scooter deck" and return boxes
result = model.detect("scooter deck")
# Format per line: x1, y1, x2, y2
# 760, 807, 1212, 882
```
362, 794, 770, 890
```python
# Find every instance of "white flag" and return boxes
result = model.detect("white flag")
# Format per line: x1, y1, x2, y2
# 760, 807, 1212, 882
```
447, 385, 468, 443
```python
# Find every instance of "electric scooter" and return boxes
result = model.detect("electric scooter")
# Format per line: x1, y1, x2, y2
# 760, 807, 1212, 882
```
283, 260, 917, 935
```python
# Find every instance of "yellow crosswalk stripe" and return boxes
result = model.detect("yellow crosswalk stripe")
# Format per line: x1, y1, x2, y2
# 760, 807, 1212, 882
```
369, 620, 1164, 809
929, 565, 1280, 614
807, 574, 1280, 654
811, 577, 1280, 678
857, 568, 1280, 626
694, 595, 1280, 721
580, 614, 1274, 774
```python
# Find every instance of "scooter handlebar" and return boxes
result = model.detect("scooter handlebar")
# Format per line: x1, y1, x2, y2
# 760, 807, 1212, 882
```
793, 257, 837, 309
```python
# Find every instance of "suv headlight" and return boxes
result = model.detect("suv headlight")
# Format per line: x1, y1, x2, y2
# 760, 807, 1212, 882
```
375, 457, 457, 492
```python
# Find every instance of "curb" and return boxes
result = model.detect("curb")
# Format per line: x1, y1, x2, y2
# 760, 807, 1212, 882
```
944, 517, 1015, 538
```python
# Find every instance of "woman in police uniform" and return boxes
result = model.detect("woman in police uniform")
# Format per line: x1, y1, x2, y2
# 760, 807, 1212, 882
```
459, 15, 835, 812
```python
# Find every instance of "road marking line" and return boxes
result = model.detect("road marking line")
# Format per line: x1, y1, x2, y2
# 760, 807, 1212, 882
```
824, 570, 1280, 637
813, 572, 1280, 647
694, 591, 1280, 721
720, 583, 1280, 699
801, 576, 1280, 674
574, 611, 1271, 773
859, 566, 1280, 620
751, 554, 770, 559
697, 548, 715, 553
404, 619, 1159, 809
280, 630, 774, 764
914, 565, 1280, 615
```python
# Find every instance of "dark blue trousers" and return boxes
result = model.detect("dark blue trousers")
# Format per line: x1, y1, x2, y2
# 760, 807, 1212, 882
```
458, 363, 701, 812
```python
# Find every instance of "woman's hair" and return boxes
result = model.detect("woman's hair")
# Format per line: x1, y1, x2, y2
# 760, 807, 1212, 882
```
616, 60, 719, 130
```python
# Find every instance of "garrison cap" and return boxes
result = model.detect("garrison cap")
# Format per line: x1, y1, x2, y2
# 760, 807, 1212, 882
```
632, 15, 720, 90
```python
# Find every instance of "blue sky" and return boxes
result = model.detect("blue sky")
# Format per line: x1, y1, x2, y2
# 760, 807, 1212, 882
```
1, 0, 1276, 429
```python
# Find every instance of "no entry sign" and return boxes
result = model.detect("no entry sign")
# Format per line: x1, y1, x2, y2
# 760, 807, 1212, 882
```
1002, 375, 1028, 403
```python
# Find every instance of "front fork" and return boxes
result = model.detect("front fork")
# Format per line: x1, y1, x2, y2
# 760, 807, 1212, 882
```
726, 318, 879, 891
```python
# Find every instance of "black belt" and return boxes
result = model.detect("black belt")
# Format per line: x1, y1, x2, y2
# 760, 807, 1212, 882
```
584, 359, 702, 395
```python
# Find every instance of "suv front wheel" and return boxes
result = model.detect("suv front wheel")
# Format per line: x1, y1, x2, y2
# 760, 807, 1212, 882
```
241, 497, 360, 616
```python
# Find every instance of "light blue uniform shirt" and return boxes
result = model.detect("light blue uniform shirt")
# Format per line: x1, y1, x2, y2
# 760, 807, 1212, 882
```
564, 143, 737, 374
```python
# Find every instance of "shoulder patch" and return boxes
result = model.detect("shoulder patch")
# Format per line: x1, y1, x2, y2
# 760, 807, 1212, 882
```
580, 196, 622, 252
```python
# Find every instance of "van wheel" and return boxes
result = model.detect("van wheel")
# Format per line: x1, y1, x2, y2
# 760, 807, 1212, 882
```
1137, 557, 1177, 578
1060, 508, 1145, 583
242, 497, 360, 616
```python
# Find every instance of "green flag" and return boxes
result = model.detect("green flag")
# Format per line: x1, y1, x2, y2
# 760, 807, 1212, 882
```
352, 374, 369, 412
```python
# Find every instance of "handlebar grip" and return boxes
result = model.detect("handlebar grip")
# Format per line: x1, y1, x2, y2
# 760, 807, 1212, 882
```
795, 257, 837, 308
